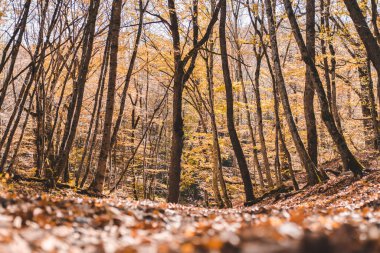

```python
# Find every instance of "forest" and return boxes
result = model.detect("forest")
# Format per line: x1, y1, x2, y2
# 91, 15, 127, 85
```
0, 0, 379, 252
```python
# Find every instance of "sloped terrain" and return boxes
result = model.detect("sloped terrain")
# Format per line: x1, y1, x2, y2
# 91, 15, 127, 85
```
0, 158, 379, 253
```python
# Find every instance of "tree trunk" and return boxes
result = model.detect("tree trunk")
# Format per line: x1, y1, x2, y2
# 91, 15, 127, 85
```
167, 0, 221, 203
366, 61, 380, 150
75, 39, 109, 186
110, 0, 146, 148
264, 0, 325, 185
241, 73, 265, 189
283, 0, 364, 176
370, 0, 380, 44
54, 0, 101, 181
358, 59, 380, 149
219, 0, 255, 205
89, 0, 122, 193
305, 0, 318, 166
0, 0, 32, 110
205, 24, 231, 207
320, 0, 332, 110
344, 0, 380, 71
343, 0, 380, 107
329, 42, 343, 133
324, 0, 342, 133
252, 56, 273, 188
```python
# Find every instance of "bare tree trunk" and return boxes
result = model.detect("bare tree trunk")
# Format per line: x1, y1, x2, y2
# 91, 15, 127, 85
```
320, 1, 332, 112
1, 88, 35, 172
241, 73, 264, 189
323, 0, 342, 133
305, 0, 318, 165
366, 61, 380, 150
54, 0, 101, 181
343, 0, 380, 108
110, 0, 147, 148
75, 39, 110, 186
128, 92, 140, 199
359, 59, 380, 149
264, 0, 325, 185
252, 55, 273, 188
167, 0, 221, 203
204, 18, 231, 206
283, 0, 364, 176
0, 0, 32, 110
246, 0, 299, 190
0, 0, 59, 174
344, 0, 380, 68
332, 14, 380, 150
89, 0, 122, 193
79, 77, 106, 188
219, 0, 255, 205
6, 90, 35, 173
370, 0, 380, 43
329, 42, 342, 133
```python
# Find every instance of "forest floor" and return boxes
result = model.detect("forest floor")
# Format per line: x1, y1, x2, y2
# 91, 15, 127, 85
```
0, 153, 379, 253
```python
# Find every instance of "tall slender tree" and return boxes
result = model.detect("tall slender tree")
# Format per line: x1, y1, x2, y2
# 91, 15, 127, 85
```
0, 0, 32, 110
304, 0, 318, 166
343, 0, 380, 108
283, 0, 364, 176
263, 0, 326, 185
219, 0, 255, 205
54, 0, 101, 181
89, 0, 122, 193
167, 0, 221, 203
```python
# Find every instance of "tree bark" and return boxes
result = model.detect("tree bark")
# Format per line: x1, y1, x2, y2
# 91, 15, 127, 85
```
370, 0, 380, 44
166, 0, 185, 202
283, 0, 364, 176
320, 0, 332, 110
167, 0, 221, 203
75, 39, 110, 186
343, 0, 380, 107
89, 0, 122, 193
219, 0, 255, 205
359, 59, 380, 149
252, 55, 273, 188
304, 0, 318, 166
344, 0, 380, 72
241, 71, 265, 189
264, 0, 325, 185
0, 0, 32, 110
110, 0, 146, 149
205, 27, 232, 207
54, 0, 101, 181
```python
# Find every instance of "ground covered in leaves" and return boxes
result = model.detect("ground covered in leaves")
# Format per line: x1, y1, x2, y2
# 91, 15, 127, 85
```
0, 158, 379, 253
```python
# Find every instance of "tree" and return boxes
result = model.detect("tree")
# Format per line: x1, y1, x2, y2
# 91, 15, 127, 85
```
202, 0, 231, 207
89, 0, 122, 193
0, 0, 31, 110
263, 0, 326, 185
167, 0, 221, 203
110, 0, 147, 149
54, 0, 101, 181
283, 0, 364, 176
219, 0, 255, 205
304, 0, 318, 165
343, 0, 380, 109
332, 15, 380, 149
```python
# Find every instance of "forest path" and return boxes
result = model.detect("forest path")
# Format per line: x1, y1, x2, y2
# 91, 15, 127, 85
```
0, 160, 379, 253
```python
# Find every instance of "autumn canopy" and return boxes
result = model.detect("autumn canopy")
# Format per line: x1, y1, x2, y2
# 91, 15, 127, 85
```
0, 0, 379, 252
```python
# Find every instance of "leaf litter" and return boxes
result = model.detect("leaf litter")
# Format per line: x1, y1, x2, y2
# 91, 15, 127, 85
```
0, 167, 378, 253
